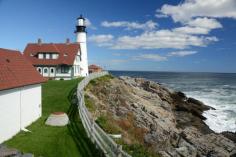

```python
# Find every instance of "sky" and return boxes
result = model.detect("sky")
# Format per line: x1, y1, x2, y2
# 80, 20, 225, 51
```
0, 0, 236, 73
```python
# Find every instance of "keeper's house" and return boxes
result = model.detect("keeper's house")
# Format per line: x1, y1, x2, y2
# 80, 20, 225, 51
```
23, 40, 82, 80
23, 15, 89, 80
0, 48, 46, 143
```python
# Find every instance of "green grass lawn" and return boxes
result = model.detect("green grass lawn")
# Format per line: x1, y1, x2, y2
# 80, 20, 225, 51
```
5, 78, 103, 157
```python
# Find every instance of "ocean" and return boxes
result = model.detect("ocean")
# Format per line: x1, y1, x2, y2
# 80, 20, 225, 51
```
110, 71, 236, 133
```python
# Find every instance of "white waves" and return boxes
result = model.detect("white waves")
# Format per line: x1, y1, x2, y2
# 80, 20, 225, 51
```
186, 86, 236, 133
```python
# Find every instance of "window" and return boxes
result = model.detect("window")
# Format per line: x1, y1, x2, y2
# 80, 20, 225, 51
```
37, 68, 42, 74
77, 65, 80, 73
74, 66, 76, 74
61, 66, 69, 73
51, 68, 54, 73
38, 54, 43, 59
46, 54, 50, 59
44, 68, 48, 74
39, 52, 58, 59
76, 55, 81, 62
54, 54, 59, 59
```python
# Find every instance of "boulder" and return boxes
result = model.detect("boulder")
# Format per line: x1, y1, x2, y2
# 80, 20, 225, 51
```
45, 112, 69, 126
21, 153, 34, 157
222, 131, 236, 143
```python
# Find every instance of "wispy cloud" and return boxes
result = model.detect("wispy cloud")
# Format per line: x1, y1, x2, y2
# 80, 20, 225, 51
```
85, 18, 97, 30
186, 17, 222, 29
172, 17, 222, 35
110, 59, 128, 63
89, 29, 218, 49
167, 51, 197, 57
91, 50, 197, 67
159, 0, 236, 22
101, 20, 157, 31
111, 30, 218, 49
155, 9, 168, 18
132, 54, 167, 61
88, 34, 113, 47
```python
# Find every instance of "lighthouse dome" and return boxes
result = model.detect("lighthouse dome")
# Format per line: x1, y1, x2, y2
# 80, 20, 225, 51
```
77, 15, 85, 26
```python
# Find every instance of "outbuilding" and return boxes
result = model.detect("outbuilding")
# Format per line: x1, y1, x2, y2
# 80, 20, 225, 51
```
88, 64, 103, 73
0, 48, 46, 143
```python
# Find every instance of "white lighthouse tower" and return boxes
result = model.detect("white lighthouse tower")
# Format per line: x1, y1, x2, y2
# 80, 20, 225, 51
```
75, 15, 89, 76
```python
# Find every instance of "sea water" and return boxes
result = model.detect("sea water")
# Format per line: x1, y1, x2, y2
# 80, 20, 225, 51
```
110, 71, 236, 133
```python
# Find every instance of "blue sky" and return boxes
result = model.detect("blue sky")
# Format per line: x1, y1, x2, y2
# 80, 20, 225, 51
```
0, 0, 236, 73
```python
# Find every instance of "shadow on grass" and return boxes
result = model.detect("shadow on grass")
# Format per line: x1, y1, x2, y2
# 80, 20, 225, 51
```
67, 86, 104, 157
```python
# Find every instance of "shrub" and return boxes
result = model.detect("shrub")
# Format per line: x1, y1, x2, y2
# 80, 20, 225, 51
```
96, 115, 121, 134
123, 144, 160, 157
84, 94, 96, 112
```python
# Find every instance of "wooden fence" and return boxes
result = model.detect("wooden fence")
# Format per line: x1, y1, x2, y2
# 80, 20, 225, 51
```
77, 72, 131, 157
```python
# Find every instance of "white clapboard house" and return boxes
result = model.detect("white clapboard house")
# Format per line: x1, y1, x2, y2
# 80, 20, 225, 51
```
0, 48, 46, 143
24, 15, 89, 80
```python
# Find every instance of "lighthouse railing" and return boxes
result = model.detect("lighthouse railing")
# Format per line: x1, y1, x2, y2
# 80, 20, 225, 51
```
77, 71, 131, 157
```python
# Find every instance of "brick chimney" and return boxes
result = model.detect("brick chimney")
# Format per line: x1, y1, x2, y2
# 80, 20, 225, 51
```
66, 38, 70, 45
38, 38, 42, 45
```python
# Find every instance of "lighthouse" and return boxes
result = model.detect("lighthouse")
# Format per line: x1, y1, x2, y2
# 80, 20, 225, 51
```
75, 15, 89, 76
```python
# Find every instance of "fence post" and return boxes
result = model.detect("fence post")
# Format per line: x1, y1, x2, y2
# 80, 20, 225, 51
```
117, 145, 122, 157
90, 120, 95, 144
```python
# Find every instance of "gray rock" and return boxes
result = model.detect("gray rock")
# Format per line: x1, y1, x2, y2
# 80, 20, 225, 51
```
0, 145, 34, 157
175, 147, 189, 157
45, 112, 69, 126
21, 153, 34, 157
0, 148, 20, 157
177, 138, 197, 157
130, 103, 138, 109
85, 76, 236, 157
159, 151, 171, 157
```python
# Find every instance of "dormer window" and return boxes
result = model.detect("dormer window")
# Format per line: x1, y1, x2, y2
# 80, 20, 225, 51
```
38, 53, 43, 59
64, 53, 68, 57
52, 54, 59, 59
46, 54, 50, 59
37, 52, 59, 59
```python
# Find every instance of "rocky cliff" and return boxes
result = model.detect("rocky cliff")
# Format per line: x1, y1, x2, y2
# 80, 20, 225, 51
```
85, 75, 236, 157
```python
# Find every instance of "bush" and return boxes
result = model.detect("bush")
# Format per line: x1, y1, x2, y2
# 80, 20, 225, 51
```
123, 144, 160, 157
97, 75, 114, 82
95, 115, 121, 134
84, 94, 96, 112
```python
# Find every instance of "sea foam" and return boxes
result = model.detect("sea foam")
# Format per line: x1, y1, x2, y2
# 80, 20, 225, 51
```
186, 87, 236, 133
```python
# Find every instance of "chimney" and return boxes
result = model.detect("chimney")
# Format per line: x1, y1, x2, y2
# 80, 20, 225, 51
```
66, 38, 70, 44
38, 38, 42, 45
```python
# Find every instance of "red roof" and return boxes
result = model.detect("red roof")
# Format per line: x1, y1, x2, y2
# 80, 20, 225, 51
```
0, 48, 46, 91
23, 43, 80, 66
89, 64, 102, 69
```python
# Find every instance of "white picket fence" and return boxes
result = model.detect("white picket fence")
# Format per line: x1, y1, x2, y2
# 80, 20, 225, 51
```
77, 72, 131, 157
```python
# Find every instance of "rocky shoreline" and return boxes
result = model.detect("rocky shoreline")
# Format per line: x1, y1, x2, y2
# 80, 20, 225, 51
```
85, 75, 236, 157
0, 144, 33, 157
